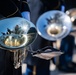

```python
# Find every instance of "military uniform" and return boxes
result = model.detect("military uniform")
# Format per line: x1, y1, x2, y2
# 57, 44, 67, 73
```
0, 0, 30, 75
24, 0, 63, 75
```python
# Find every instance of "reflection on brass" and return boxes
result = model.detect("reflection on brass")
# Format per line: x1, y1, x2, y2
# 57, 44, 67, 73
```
4, 35, 25, 47
45, 14, 62, 36
46, 25, 62, 36
0, 17, 37, 69
0, 25, 37, 49
4, 37, 21, 47
0, 34, 27, 49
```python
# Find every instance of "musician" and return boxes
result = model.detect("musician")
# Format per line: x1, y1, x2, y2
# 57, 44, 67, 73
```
0, 0, 30, 75
24, 0, 64, 75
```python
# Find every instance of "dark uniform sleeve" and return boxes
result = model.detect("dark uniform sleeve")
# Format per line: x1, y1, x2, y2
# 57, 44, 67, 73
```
21, 0, 30, 12
0, 0, 22, 17
40, 0, 61, 10
64, 0, 76, 11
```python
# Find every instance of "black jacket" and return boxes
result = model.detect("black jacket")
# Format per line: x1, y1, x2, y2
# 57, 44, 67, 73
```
64, 0, 76, 11
0, 0, 30, 18
0, 0, 30, 75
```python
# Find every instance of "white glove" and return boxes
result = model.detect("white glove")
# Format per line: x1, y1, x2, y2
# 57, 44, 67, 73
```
61, 5, 65, 12
21, 11, 30, 21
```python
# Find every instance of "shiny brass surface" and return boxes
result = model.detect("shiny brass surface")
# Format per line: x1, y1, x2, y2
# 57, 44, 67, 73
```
0, 17, 37, 69
0, 17, 37, 50
36, 10, 72, 41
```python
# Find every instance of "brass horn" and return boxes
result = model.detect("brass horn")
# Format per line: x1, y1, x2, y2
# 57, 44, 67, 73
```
36, 10, 72, 41
0, 17, 37, 69
66, 8, 76, 36
31, 10, 72, 60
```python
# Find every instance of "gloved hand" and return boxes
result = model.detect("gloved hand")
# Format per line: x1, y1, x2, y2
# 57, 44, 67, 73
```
21, 11, 30, 21
61, 5, 65, 12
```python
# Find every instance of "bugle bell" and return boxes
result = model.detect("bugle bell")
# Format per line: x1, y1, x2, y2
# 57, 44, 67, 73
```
32, 10, 72, 60
0, 17, 37, 69
36, 10, 72, 41
0, 17, 37, 50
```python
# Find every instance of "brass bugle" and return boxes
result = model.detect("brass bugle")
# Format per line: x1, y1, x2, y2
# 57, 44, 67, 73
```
36, 10, 72, 41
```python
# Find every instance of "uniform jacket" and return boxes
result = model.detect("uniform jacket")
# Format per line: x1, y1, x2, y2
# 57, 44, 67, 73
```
0, 0, 30, 18
0, 0, 30, 75
64, 0, 76, 11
